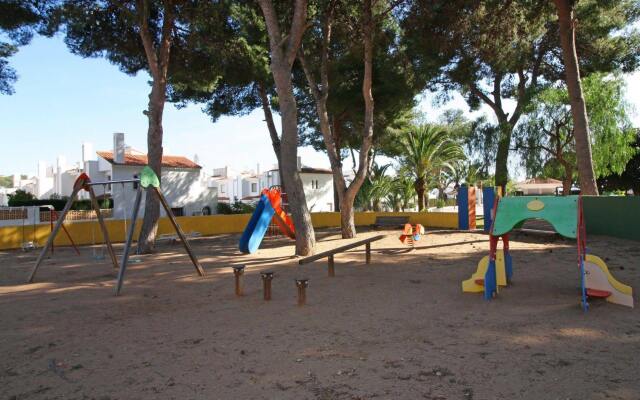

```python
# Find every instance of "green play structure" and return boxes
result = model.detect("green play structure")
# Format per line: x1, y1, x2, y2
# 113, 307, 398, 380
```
491, 195, 578, 238
463, 195, 633, 310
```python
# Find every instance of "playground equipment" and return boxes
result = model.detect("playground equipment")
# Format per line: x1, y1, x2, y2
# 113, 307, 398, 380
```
239, 186, 295, 254
298, 235, 384, 276
462, 249, 509, 293
457, 185, 477, 230
28, 166, 205, 295
295, 278, 309, 306
399, 223, 425, 248
464, 195, 633, 309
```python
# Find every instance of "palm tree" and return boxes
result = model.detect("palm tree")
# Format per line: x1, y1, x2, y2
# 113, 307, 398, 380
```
390, 170, 416, 211
401, 125, 465, 211
355, 164, 393, 211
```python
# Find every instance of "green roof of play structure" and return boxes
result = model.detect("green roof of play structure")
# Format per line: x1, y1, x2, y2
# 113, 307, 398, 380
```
492, 196, 578, 239
140, 166, 160, 188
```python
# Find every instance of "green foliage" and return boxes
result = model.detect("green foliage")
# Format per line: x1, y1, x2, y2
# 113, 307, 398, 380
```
7, 189, 35, 203
217, 201, 256, 215
167, 3, 273, 121
297, 0, 420, 158
598, 130, 640, 195
0, 175, 13, 188
397, 124, 465, 210
355, 164, 393, 211
0, 0, 49, 94
401, 0, 640, 187
514, 73, 637, 181
7, 196, 113, 211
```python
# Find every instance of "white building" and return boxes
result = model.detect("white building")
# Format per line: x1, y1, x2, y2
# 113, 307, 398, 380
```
514, 178, 564, 196
213, 158, 335, 212
88, 133, 217, 219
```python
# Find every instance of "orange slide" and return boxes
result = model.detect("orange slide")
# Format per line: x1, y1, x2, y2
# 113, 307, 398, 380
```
262, 188, 295, 239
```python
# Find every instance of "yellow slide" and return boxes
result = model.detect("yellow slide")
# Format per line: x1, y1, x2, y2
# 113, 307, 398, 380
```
462, 250, 508, 293
584, 254, 634, 308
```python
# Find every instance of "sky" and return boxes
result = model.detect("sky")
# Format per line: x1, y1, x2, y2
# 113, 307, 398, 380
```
1, 35, 639, 177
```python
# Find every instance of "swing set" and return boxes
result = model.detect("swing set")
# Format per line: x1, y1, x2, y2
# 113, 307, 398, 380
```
28, 166, 205, 295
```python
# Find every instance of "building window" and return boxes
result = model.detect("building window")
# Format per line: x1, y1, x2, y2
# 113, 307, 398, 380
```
171, 207, 184, 217
133, 174, 139, 189
202, 206, 211, 215
327, 203, 333, 211
220, 183, 226, 194
311, 180, 320, 189
106, 175, 112, 192
251, 182, 257, 192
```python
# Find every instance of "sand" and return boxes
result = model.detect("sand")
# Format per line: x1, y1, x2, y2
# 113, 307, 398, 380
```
1, 228, 639, 400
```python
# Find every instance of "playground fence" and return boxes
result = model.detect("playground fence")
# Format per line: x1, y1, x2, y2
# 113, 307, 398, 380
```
0, 211, 458, 250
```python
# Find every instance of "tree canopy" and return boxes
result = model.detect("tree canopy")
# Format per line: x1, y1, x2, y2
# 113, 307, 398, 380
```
0, 0, 49, 95
402, 0, 640, 190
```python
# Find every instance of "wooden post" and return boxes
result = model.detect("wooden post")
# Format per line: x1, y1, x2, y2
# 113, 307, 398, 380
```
115, 185, 143, 296
328, 255, 335, 277
153, 187, 205, 276
261, 272, 274, 301
88, 186, 119, 270
295, 279, 308, 306
28, 185, 81, 283
365, 243, 371, 264
233, 265, 245, 296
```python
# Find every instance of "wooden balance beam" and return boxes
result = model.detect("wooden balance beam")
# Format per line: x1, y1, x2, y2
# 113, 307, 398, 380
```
298, 235, 385, 276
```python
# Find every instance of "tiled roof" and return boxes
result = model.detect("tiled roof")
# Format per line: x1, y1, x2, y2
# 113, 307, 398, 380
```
97, 151, 201, 169
300, 167, 332, 174
520, 177, 562, 185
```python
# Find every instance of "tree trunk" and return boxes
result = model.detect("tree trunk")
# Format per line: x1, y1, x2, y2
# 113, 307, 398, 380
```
273, 67, 315, 255
339, 194, 356, 238
296, 0, 375, 239
259, 0, 315, 256
257, 81, 285, 193
554, 0, 599, 195
494, 121, 512, 194
415, 177, 425, 211
136, 0, 174, 253
561, 160, 573, 196
137, 82, 166, 253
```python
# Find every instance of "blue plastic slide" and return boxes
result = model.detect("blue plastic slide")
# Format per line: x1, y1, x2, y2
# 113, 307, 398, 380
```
239, 194, 276, 254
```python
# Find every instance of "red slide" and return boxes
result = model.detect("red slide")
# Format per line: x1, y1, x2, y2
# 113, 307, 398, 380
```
263, 187, 295, 239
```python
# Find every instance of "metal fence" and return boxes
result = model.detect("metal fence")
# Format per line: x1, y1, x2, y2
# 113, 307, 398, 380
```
0, 206, 113, 225
39, 209, 113, 222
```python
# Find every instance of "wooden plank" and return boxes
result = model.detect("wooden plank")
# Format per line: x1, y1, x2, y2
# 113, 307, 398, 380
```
299, 235, 385, 265
154, 187, 205, 277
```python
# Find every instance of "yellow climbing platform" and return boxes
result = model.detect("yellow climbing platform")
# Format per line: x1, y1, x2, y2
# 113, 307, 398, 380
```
462, 250, 508, 293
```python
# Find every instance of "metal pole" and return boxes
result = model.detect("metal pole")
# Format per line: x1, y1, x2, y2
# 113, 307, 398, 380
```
28, 187, 80, 283
153, 187, 205, 276
115, 185, 143, 296
87, 179, 140, 186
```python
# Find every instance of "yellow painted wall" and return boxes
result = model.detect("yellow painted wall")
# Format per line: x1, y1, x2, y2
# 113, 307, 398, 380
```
0, 211, 457, 250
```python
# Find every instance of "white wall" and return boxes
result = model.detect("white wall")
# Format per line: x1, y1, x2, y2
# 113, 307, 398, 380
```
300, 173, 334, 212
110, 166, 217, 219
84, 160, 110, 198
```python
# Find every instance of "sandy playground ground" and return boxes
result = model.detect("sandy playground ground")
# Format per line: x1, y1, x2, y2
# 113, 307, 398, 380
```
1, 228, 639, 400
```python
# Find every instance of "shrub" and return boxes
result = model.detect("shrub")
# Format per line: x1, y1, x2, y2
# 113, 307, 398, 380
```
217, 200, 256, 215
